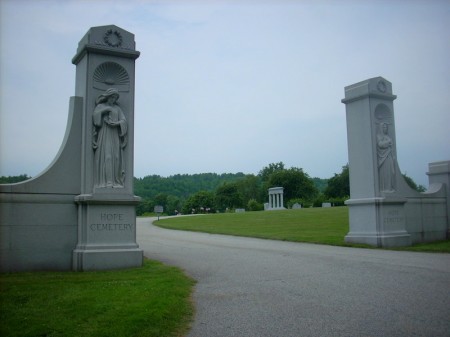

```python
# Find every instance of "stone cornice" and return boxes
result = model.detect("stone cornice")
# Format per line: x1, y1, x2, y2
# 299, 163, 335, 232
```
341, 92, 397, 104
72, 44, 140, 65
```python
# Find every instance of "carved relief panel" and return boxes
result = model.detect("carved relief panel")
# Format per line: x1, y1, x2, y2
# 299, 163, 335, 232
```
92, 61, 131, 189
374, 102, 396, 192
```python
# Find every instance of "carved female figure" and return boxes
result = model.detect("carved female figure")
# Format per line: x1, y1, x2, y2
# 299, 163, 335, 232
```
93, 88, 127, 188
377, 123, 396, 192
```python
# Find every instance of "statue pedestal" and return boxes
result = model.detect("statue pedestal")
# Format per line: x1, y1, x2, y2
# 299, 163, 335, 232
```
72, 194, 142, 271
345, 197, 411, 247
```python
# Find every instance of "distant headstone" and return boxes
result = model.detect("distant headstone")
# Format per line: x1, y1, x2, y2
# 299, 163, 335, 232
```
322, 203, 331, 208
235, 208, 245, 213
292, 203, 302, 209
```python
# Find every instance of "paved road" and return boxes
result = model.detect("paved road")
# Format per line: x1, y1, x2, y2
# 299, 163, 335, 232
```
137, 217, 450, 337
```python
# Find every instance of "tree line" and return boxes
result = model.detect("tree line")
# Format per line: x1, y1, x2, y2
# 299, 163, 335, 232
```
135, 162, 346, 215
0, 174, 31, 184
1, 164, 424, 216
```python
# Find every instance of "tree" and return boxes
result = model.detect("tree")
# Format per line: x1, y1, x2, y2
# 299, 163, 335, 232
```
402, 173, 426, 192
166, 195, 182, 215
258, 162, 285, 182
153, 193, 169, 210
215, 182, 243, 211
324, 164, 349, 198
247, 199, 264, 211
0, 174, 31, 184
136, 199, 155, 216
235, 174, 263, 205
182, 190, 215, 214
268, 167, 318, 202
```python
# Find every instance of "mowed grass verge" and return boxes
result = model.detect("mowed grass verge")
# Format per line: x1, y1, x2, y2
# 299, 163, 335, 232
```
155, 207, 450, 252
0, 259, 195, 337
157, 208, 350, 246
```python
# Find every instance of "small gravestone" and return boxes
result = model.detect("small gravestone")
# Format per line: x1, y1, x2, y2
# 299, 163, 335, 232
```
322, 203, 331, 208
235, 208, 245, 213
292, 203, 302, 209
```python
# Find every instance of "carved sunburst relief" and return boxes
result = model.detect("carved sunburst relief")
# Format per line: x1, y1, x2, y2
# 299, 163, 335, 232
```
93, 62, 130, 91
374, 103, 392, 122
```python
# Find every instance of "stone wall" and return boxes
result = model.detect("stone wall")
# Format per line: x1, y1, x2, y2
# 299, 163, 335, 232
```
0, 97, 82, 272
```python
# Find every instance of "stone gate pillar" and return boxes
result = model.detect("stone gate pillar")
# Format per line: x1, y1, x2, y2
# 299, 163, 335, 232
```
72, 25, 143, 270
342, 77, 411, 247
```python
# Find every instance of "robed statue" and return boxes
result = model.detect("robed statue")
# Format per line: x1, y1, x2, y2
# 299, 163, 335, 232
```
377, 122, 396, 192
92, 88, 127, 188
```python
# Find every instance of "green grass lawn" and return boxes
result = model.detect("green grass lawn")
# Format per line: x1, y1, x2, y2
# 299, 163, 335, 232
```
0, 259, 195, 337
156, 208, 450, 252
157, 208, 351, 246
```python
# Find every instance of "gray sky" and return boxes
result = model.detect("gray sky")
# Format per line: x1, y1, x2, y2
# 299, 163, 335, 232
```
1, 0, 449, 187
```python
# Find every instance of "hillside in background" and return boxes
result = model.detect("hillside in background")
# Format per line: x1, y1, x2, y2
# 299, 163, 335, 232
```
1, 172, 328, 199
134, 172, 247, 200
134, 172, 328, 200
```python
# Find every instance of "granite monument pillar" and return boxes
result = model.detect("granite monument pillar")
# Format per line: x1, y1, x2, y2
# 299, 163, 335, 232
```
342, 77, 448, 247
71, 25, 143, 270
342, 77, 411, 247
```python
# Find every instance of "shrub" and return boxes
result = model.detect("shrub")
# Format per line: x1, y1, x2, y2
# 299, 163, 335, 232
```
247, 199, 264, 211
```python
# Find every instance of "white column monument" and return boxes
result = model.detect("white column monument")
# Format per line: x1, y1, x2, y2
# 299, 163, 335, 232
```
267, 187, 285, 210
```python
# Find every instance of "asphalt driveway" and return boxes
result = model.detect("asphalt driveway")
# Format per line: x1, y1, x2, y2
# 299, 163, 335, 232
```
137, 217, 450, 337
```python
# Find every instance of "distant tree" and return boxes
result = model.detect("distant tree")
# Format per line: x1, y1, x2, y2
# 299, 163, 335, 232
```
182, 190, 215, 214
268, 167, 318, 202
235, 174, 263, 205
0, 174, 31, 184
323, 166, 426, 197
215, 182, 243, 211
153, 193, 169, 211
134, 172, 247, 200
324, 164, 350, 198
136, 199, 155, 216
258, 162, 285, 182
166, 195, 182, 215
247, 199, 264, 211
312, 177, 328, 193
402, 173, 426, 192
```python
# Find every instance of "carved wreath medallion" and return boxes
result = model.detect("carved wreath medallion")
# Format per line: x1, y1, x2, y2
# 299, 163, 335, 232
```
104, 29, 123, 48
377, 80, 387, 93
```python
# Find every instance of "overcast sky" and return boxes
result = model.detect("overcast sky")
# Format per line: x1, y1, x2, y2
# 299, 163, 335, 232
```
1, 0, 449, 187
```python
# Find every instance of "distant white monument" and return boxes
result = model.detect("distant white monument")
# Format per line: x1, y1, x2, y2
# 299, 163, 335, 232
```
342, 77, 449, 247
267, 187, 286, 210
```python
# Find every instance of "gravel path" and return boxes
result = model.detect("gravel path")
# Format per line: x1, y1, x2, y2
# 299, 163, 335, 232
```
137, 217, 450, 337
